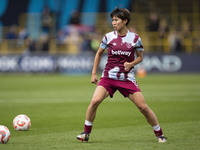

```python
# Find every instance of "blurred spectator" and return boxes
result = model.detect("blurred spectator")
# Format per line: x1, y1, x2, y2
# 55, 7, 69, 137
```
168, 28, 183, 53
90, 31, 102, 51
147, 12, 160, 31
64, 26, 83, 54
81, 32, 92, 51
23, 34, 49, 55
90, 37, 99, 51
18, 27, 28, 47
37, 33, 50, 52
69, 11, 81, 25
6, 24, 18, 49
158, 19, 169, 38
56, 23, 94, 53
193, 37, 200, 52
22, 37, 36, 55
129, 27, 137, 33
181, 20, 192, 38
56, 29, 68, 46
6, 24, 18, 39
41, 5, 53, 34
27, 38, 36, 52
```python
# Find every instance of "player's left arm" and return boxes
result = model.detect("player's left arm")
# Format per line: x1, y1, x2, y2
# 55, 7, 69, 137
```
124, 50, 143, 71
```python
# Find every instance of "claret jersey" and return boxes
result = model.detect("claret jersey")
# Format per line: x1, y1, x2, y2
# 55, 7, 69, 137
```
100, 30, 144, 82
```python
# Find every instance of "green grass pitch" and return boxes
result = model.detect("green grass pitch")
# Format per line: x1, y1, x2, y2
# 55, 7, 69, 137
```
0, 73, 200, 150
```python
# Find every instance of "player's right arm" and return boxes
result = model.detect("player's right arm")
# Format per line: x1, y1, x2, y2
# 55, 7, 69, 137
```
91, 47, 105, 84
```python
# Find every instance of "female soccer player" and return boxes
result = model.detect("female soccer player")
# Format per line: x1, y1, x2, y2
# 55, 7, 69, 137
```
77, 7, 167, 143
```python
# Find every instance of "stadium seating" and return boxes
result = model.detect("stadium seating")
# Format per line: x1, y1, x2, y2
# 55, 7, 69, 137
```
0, 0, 199, 54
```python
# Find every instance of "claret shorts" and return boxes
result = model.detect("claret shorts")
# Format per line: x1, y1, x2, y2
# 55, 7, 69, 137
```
98, 77, 141, 98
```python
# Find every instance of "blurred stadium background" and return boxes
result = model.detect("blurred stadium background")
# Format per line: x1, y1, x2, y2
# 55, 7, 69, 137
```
0, 0, 200, 73
0, 1, 200, 149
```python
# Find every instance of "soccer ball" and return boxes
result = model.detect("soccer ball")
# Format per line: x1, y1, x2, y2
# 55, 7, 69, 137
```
13, 114, 31, 131
0, 125, 10, 143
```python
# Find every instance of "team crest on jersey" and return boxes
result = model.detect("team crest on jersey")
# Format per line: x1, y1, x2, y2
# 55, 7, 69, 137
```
126, 42, 132, 49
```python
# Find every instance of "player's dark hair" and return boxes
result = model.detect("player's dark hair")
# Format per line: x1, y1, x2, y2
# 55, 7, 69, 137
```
110, 7, 131, 26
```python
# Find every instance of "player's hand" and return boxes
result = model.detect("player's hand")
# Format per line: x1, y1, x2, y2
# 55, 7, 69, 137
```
124, 62, 132, 71
91, 74, 98, 84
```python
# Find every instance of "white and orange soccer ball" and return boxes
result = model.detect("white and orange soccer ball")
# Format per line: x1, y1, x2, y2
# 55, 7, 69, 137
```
0, 125, 10, 143
13, 114, 31, 131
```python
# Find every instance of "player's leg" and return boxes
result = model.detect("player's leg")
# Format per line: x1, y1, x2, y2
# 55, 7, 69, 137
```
86, 85, 109, 123
129, 92, 158, 126
77, 86, 109, 141
128, 92, 167, 143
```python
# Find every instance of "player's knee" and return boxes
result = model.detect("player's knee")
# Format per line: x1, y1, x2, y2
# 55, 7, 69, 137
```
139, 105, 149, 115
90, 98, 101, 109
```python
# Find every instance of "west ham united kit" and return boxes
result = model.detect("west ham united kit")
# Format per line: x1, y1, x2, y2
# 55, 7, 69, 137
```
98, 30, 144, 97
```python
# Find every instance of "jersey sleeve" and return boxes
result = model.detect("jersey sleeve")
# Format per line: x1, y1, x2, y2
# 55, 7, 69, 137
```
135, 37, 144, 51
100, 35, 109, 49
